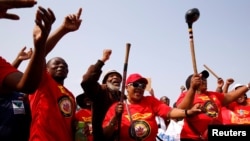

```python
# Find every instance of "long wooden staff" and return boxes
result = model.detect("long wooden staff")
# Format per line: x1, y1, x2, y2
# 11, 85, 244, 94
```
117, 43, 131, 141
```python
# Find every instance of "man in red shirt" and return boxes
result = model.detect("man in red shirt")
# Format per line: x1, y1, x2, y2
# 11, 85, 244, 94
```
28, 8, 82, 141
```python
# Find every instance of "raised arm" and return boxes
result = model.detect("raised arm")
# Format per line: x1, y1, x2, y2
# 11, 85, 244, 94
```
80, 49, 112, 99
222, 82, 249, 106
215, 78, 224, 93
148, 88, 155, 97
3, 6, 54, 93
45, 8, 82, 56
12, 46, 33, 68
176, 73, 201, 109
222, 78, 234, 93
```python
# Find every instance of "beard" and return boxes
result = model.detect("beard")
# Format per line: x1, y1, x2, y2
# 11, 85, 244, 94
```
107, 82, 120, 91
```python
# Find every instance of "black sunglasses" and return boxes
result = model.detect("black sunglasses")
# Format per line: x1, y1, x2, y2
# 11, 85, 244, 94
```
128, 82, 146, 89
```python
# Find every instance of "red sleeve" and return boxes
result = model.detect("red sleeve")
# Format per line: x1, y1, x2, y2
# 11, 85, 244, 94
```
213, 91, 224, 103
227, 101, 237, 110
102, 102, 117, 127
0, 57, 19, 86
148, 96, 172, 119
75, 109, 92, 122
175, 92, 186, 106
75, 110, 84, 121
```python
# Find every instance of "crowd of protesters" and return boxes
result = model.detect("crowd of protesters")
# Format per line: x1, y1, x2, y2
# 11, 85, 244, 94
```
1, 1, 250, 141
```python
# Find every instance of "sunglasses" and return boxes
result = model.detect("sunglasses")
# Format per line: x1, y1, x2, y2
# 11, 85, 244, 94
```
128, 82, 146, 89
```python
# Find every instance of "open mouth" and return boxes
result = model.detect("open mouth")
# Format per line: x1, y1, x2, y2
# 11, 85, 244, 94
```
134, 90, 143, 95
112, 80, 121, 86
56, 70, 66, 74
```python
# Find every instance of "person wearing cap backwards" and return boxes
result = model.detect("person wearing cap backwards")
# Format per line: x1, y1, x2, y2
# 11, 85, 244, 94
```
175, 70, 250, 140
80, 49, 123, 141
102, 73, 201, 141
75, 92, 93, 141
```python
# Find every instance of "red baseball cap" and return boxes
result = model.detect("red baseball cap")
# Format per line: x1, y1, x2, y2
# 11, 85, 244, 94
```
126, 73, 148, 85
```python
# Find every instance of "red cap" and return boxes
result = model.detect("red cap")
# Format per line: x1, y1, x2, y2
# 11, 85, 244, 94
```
126, 73, 148, 85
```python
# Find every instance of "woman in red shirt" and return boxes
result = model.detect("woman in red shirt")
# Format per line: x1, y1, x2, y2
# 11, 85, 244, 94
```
103, 73, 201, 141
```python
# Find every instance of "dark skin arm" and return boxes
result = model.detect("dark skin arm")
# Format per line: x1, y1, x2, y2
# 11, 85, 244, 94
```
12, 46, 33, 68
103, 102, 123, 139
10, 8, 82, 93
215, 78, 224, 93
168, 103, 201, 118
223, 78, 234, 93
177, 73, 202, 109
80, 49, 111, 99
45, 8, 82, 56
2, 6, 55, 94
223, 83, 250, 106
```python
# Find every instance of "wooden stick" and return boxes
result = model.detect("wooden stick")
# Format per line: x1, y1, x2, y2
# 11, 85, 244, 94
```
188, 26, 198, 74
203, 64, 220, 79
117, 43, 131, 141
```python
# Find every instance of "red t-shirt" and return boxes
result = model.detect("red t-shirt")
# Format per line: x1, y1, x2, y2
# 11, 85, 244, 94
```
0, 57, 18, 88
226, 98, 250, 124
103, 96, 171, 141
221, 107, 234, 124
75, 108, 93, 141
29, 71, 76, 141
176, 91, 224, 140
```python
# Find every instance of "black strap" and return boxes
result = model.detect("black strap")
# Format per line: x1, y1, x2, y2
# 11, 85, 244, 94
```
157, 117, 161, 128
156, 135, 164, 141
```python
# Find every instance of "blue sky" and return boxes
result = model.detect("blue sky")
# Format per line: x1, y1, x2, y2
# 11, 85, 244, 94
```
1, 1, 250, 106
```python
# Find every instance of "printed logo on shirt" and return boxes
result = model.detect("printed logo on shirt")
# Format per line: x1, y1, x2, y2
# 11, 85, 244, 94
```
231, 112, 250, 124
58, 95, 73, 117
81, 116, 92, 122
125, 113, 152, 121
202, 101, 218, 118
129, 120, 150, 140
236, 109, 250, 117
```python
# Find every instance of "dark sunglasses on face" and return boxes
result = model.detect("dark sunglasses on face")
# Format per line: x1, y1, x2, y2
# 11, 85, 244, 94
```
128, 82, 146, 89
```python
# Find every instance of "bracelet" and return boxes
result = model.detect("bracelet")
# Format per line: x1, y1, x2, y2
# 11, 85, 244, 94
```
185, 109, 190, 117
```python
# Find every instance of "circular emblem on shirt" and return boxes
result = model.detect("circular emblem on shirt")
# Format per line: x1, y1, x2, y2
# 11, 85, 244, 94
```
58, 95, 73, 117
129, 120, 150, 140
202, 101, 218, 118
